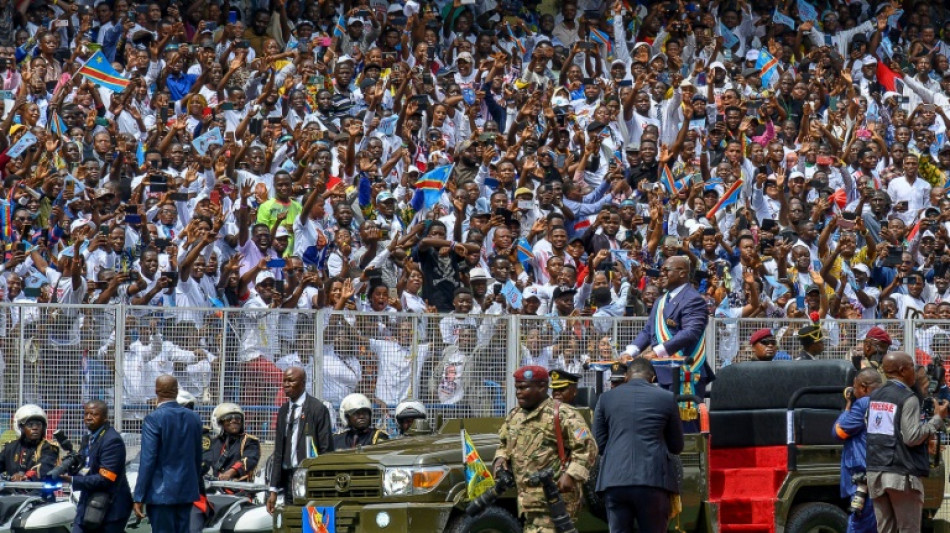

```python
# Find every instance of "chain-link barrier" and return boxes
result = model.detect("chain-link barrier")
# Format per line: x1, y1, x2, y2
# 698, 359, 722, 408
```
0, 306, 939, 449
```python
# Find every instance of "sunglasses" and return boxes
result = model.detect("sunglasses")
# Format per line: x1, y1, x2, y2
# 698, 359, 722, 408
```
757, 339, 777, 346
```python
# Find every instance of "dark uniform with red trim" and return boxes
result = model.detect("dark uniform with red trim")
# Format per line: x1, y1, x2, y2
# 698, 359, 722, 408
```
0, 437, 60, 486
332, 427, 389, 450
203, 431, 262, 483
71, 424, 133, 533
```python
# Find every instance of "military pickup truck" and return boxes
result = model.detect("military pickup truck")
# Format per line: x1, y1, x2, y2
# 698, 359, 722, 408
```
275, 360, 946, 533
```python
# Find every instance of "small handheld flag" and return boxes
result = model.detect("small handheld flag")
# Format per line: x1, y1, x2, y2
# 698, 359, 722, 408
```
660, 165, 684, 196
755, 51, 779, 87
77, 51, 130, 93
515, 237, 534, 275
589, 28, 613, 55
415, 164, 453, 210
706, 179, 743, 220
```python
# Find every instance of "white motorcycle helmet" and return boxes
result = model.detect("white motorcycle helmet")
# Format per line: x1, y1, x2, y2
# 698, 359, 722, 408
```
394, 400, 427, 421
13, 404, 47, 436
339, 393, 372, 427
211, 403, 244, 437
177, 390, 197, 410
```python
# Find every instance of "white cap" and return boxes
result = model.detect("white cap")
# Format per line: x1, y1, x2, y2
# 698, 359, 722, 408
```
70, 218, 95, 233
522, 286, 542, 301
469, 267, 490, 281
275, 226, 291, 239
862, 55, 877, 66
745, 50, 760, 61
789, 171, 806, 181
255, 271, 275, 285
883, 91, 900, 102
853, 263, 870, 275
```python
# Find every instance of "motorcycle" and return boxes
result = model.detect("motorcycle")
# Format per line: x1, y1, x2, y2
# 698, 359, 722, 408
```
123, 474, 272, 533
0, 480, 76, 533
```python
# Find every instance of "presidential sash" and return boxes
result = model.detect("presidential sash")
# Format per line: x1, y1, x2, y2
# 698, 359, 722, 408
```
653, 293, 707, 421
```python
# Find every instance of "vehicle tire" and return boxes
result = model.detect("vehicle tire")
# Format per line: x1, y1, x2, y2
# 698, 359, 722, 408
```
785, 502, 848, 533
446, 506, 521, 533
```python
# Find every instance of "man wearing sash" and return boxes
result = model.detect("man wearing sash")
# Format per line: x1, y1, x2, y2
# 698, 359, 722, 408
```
624, 256, 713, 432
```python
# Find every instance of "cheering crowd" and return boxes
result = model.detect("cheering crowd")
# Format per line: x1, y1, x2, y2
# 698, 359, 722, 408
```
0, 0, 948, 416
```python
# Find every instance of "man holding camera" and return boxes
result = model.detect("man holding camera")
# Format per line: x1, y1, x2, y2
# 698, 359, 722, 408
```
833, 368, 883, 533
866, 352, 948, 532
62, 400, 133, 533
492, 366, 596, 533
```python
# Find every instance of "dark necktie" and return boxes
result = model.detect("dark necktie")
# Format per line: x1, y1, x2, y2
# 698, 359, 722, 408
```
282, 403, 297, 469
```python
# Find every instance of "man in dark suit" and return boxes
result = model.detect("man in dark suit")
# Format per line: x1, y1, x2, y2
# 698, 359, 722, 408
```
625, 256, 713, 400
593, 358, 684, 533
266, 367, 334, 514
133, 375, 203, 533
62, 400, 133, 533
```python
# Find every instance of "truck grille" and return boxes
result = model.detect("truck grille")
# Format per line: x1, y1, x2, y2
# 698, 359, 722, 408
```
307, 468, 383, 499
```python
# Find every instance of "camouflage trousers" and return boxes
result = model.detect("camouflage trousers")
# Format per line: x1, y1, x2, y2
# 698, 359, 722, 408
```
521, 491, 581, 533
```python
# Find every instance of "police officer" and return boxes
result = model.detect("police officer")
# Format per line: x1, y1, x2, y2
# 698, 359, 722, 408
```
833, 368, 883, 533
333, 394, 389, 450
62, 400, 133, 533
492, 366, 597, 533
0, 404, 60, 482
796, 324, 825, 360
550, 370, 581, 405
393, 401, 427, 438
867, 352, 948, 531
204, 403, 261, 484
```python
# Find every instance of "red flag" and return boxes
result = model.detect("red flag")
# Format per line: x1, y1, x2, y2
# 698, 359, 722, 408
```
876, 61, 903, 93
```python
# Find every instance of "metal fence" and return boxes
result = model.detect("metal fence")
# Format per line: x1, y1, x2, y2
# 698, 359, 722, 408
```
0, 304, 940, 448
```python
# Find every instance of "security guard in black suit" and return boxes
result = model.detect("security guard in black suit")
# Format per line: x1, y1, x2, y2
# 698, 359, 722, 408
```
0, 404, 60, 485
550, 369, 582, 405
204, 403, 261, 484
333, 394, 388, 450
62, 400, 133, 533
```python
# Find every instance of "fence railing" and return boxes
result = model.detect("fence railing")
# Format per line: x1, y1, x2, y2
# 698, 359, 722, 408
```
0, 304, 937, 447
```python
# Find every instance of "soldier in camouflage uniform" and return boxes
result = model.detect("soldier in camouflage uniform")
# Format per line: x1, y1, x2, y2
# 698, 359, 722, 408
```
492, 366, 598, 533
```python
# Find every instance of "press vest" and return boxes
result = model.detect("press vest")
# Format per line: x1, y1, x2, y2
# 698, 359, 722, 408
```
866, 381, 930, 477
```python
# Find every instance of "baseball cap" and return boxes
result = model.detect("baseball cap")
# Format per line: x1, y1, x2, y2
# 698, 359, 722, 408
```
376, 191, 396, 203
457, 52, 474, 63
514, 187, 534, 198
274, 226, 291, 239
255, 271, 276, 285
553, 285, 577, 299
522, 286, 542, 301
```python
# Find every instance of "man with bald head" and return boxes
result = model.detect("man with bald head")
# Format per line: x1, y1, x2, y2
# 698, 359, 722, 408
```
133, 375, 203, 533
624, 255, 713, 431
866, 352, 948, 532
266, 367, 334, 514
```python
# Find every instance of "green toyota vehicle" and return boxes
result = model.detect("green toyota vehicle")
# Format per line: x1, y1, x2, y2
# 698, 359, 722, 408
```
275, 360, 946, 533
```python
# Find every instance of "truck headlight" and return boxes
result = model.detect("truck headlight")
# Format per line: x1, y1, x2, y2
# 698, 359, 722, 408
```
383, 467, 448, 496
292, 468, 308, 501
383, 468, 412, 496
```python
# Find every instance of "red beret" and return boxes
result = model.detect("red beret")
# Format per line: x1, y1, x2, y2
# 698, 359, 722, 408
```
866, 327, 892, 345
513, 366, 549, 382
750, 328, 774, 345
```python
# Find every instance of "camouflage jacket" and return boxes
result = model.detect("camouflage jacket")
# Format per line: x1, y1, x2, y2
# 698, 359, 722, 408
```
494, 397, 598, 513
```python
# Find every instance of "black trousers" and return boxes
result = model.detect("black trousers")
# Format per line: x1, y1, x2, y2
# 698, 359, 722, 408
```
604, 485, 671, 533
